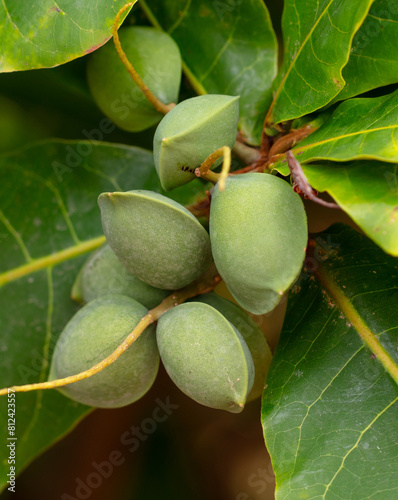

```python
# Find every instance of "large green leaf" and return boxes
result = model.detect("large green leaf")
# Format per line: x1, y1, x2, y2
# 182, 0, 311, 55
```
0, 140, 207, 492
278, 90, 398, 164
140, 0, 278, 145
0, 0, 134, 72
275, 160, 398, 257
332, 0, 398, 103
262, 224, 398, 499
266, 0, 373, 127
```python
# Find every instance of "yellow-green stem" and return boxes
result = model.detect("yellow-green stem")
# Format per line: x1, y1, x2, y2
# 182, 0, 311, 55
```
112, 3, 175, 115
0, 236, 106, 287
313, 243, 398, 386
194, 146, 231, 189
218, 147, 231, 191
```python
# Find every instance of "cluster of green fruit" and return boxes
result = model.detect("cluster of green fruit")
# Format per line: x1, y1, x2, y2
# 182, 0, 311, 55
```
50, 240, 272, 413
49, 26, 308, 413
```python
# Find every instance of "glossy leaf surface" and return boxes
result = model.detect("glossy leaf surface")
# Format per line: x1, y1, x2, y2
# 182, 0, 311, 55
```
276, 90, 398, 165
266, 0, 373, 126
262, 224, 398, 499
332, 0, 398, 103
0, 0, 134, 72
275, 160, 398, 257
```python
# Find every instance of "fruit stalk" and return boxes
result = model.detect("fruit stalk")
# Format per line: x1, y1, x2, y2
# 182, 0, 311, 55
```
194, 146, 231, 188
286, 151, 340, 209
112, 3, 175, 115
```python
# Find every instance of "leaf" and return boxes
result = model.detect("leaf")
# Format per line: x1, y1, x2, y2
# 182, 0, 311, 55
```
262, 224, 398, 499
332, 0, 398, 103
0, 0, 134, 73
266, 0, 374, 127
0, 140, 207, 492
279, 90, 398, 164
140, 0, 278, 145
275, 160, 398, 257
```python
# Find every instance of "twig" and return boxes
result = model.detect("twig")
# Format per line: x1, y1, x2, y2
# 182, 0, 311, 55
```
269, 124, 315, 162
112, 3, 175, 115
286, 151, 340, 210
185, 191, 212, 219
195, 146, 231, 188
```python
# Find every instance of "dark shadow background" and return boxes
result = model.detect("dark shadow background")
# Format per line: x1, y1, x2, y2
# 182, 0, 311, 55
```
1, 364, 276, 500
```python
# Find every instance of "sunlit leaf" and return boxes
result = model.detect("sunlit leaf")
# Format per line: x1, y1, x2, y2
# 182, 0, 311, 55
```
0, 0, 134, 72
267, 0, 373, 127
278, 90, 398, 165
332, 0, 398, 103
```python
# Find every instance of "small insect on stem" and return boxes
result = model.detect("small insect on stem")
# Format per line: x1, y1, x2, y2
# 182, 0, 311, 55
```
285, 151, 340, 210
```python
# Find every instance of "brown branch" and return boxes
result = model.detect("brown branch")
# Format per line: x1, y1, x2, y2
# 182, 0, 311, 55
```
185, 191, 212, 219
269, 124, 316, 163
286, 151, 340, 210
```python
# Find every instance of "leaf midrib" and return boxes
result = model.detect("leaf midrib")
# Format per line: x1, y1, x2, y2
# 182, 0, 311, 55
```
295, 124, 398, 156
313, 243, 398, 386
266, 0, 336, 123
0, 236, 106, 286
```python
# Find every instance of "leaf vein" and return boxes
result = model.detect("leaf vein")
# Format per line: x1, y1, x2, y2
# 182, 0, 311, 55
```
321, 397, 398, 498
0, 209, 32, 262
167, 0, 191, 35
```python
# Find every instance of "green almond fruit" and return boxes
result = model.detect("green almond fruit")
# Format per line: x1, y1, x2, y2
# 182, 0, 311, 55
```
156, 302, 254, 413
153, 94, 240, 191
210, 173, 307, 315
49, 295, 159, 408
87, 26, 181, 132
98, 190, 213, 290
76, 244, 169, 309
191, 292, 272, 402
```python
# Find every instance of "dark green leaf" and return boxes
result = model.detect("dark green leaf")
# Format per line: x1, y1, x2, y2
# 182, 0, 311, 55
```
266, 0, 373, 127
262, 224, 398, 499
332, 0, 398, 103
0, 0, 134, 72
275, 160, 398, 257
277, 90, 398, 164
140, 0, 278, 145
0, 140, 207, 492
